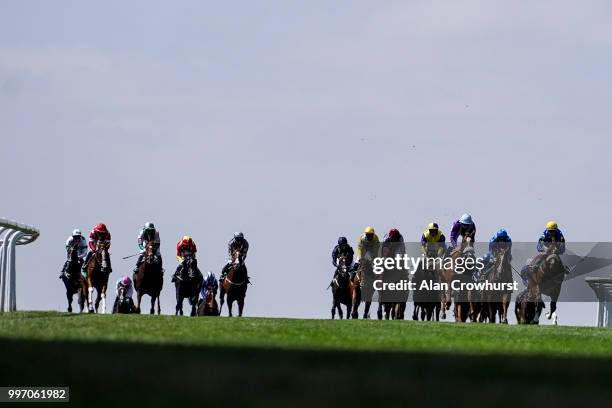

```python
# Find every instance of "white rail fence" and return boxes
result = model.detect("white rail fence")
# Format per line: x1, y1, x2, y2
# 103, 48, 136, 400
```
0, 218, 39, 312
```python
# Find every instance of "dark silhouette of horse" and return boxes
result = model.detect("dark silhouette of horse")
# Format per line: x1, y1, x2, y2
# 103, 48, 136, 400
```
133, 242, 163, 315
175, 254, 202, 316
60, 245, 86, 313
220, 248, 248, 317
412, 252, 441, 321
112, 286, 136, 314
481, 246, 513, 324
85, 241, 112, 313
517, 245, 565, 324
197, 284, 220, 316
330, 255, 353, 319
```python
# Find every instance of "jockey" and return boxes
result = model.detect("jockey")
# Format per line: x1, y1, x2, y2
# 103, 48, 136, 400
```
82, 223, 111, 276
488, 228, 513, 260
521, 221, 567, 285
356, 226, 380, 263
420, 223, 446, 257
449, 213, 476, 249
332, 236, 355, 268
59, 229, 88, 278
133, 222, 162, 273
381, 228, 406, 257
201, 271, 219, 298
116, 276, 134, 299
173, 235, 198, 282
221, 232, 250, 282
537, 221, 566, 255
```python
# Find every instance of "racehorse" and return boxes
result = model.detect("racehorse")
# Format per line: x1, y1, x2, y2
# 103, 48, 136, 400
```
60, 245, 86, 313
482, 246, 513, 324
133, 242, 163, 314
112, 285, 136, 314
330, 255, 353, 319
219, 248, 248, 317
175, 254, 203, 316
518, 245, 565, 324
85, 241, 112, 313
412, 251, 441, 321
442, 239, 475, 322
515, 289, 545, 324
349, 259, 362, 319
197, 283, 220, 316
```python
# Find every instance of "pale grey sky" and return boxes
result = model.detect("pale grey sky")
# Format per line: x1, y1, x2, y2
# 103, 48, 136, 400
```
2, 1, 611, 324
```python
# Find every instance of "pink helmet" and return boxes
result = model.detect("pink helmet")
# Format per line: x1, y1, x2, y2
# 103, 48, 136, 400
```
121, 276, 132, 287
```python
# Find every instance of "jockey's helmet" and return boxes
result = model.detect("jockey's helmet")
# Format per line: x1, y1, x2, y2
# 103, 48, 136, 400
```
388, 228, 400, 240
72, 229, 82, 236
121, 276, 132, 287
460, 214, 473, 225
546, 221, 558, 231
145, 222, 155, 230
94, 223, 108, 233
497, 228, 508, 238
234, 232, 244, 240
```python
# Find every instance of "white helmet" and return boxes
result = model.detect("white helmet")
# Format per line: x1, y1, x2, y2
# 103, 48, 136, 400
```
459, 214, 473, 225
72, 229, 82, 236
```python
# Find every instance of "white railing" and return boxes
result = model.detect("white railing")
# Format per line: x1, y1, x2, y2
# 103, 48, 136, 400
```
0, 218, 40, 312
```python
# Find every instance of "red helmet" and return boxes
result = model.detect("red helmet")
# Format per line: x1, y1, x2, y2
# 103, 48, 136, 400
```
388, 228, 400, 240
94, 223, 108, 233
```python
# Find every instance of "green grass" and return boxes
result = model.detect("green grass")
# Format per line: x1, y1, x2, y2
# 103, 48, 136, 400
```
1, 312, 611, 407
1, 311, 611, 357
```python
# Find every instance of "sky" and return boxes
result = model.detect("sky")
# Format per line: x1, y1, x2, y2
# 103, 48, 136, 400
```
2, 1, 612, 325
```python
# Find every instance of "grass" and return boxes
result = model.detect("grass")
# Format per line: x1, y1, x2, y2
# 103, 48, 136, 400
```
1, 312, 611, 407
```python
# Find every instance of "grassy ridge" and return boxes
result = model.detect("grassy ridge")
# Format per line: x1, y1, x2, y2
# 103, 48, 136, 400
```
1, 311, 611, 357
1, 312, 611, 407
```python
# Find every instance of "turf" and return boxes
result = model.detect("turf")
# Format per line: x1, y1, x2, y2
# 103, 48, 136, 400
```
1, 312, 611, 407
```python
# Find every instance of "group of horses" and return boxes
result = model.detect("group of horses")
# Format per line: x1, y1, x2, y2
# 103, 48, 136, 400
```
331, 239, 566, 325
60, 244, 249, 317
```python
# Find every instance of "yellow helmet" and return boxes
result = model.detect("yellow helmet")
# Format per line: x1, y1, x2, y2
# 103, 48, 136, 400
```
182, 235, 192, 243
546, 221, 558, 231
364, 226, 375, 234
427, 222, 439, 230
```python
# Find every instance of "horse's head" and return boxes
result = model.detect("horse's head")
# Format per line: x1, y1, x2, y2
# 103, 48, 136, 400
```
145, 242, 156, 263
232, 248, 244, 266
336, 255, 349, 274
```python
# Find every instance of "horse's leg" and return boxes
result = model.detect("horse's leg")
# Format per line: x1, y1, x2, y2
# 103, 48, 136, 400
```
66, 289, 73, 313
363, 301, 371, 319
228, 297, 233, 317
151, 295, 156, 315
136, 291, 142, 314
78, 286, 85, 313
238, 297, 245, 317
488, 301, 495, 324
157, 295, 161, 315
94, 287, 102, 313
331, 296, 336, 319
100, 284, 107, 314
87, 277, 94, 313
219, 288, 225, 316
346, 298, 352, 320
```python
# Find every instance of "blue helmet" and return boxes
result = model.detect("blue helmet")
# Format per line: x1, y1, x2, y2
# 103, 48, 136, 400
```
496, 228, 508, 238
338, 236, 348, 245
459, 213, 473, 225
206, 271, 216, 284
